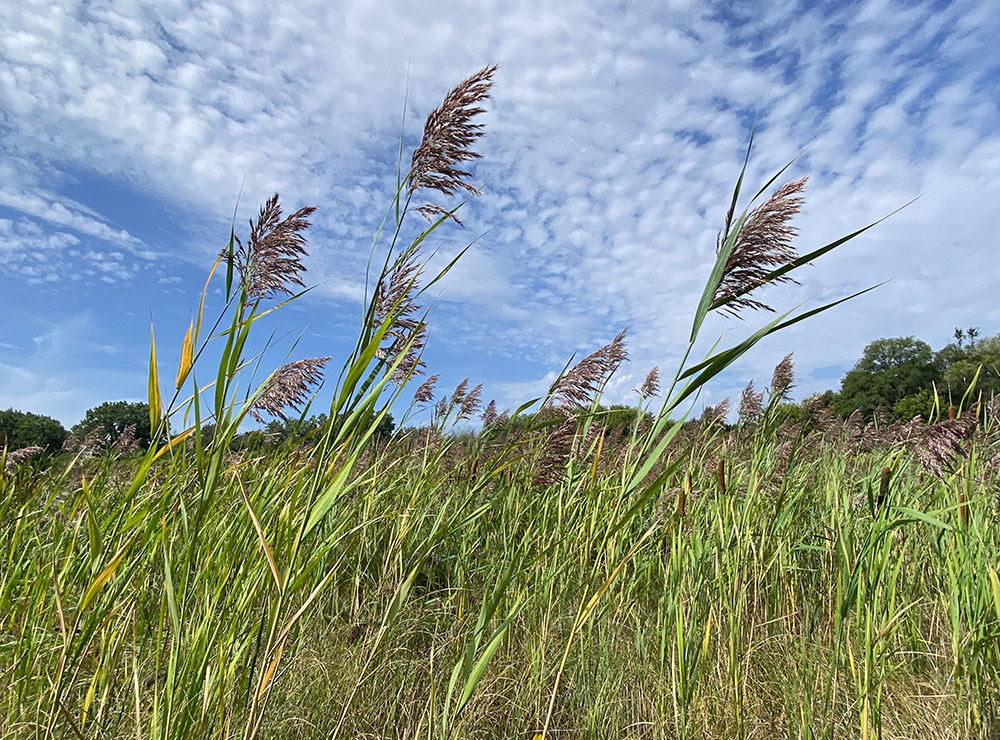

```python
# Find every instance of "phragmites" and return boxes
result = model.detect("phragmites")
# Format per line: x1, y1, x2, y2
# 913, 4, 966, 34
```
913, 409, 979, 480
226, 194, 317, 300
458, 383, 483, 421
250, 357, 330, 423
374, 249, 427, 384
637, 366, 661, 399
111, 423, 139, 455
3, 445, 43, 471
408, 64, 497, 223
451, 378, 470, 407
532, 410, 579, 487
700, 398, 730, 426
713, 177, 807, 316
413, 373, 440, 405
481, 400, 499, 426
738, 380, 764, 426
770, 353, 795, 403
550, 329, 629, 409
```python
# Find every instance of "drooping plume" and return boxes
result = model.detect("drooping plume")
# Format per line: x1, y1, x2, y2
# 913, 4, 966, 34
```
373, 248, 427, 384
408, 65, 497, 223
227, 194, 317, 300
413, 373, 440, 405
250, 357, 330, 423
550, 329, 629, 409
713, 178, 807, 316
458, 383, 483, 421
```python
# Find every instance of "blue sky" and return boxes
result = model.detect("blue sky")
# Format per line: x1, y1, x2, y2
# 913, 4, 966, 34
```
1, 0, 999, 428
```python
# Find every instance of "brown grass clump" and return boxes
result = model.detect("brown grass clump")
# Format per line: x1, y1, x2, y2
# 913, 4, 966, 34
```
3, 445, 43, 471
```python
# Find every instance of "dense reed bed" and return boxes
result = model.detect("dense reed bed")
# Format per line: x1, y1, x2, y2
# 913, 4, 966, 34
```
2, 66, 997, 739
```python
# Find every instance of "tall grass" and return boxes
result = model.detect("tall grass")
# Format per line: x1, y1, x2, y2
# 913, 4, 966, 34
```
2, 66, 998, 740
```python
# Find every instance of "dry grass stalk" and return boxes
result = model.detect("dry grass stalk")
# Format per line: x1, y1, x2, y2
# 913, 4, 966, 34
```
714, 178, 807, 316
408, 64, 497, 223
4, 445, 43, 471
250, 357, 330, 423
550, 329, 628, 409
227, 194, 316, 300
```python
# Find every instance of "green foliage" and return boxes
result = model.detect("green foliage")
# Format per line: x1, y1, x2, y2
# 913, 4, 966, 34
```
72, 400, 152, 448
893, 388, 938, 421
0, 408, 69, 452
833, 337, 939, 419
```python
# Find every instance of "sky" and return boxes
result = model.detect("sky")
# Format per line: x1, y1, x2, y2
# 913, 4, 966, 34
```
1, 0, 998, 429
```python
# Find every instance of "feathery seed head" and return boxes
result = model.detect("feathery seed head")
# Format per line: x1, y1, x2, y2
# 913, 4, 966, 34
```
413, 373, 440, 405
638, 366, 661, 399
738, 380, 764, 425
408, 65, 497, 223
551, 329, 628, 409
250, 357, 330, 423
770, 353, 795, 402
714, 178, 807, 316
226, 194, 316, 300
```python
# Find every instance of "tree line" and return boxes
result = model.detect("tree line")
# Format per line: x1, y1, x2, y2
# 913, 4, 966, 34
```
2, 327, 996, 456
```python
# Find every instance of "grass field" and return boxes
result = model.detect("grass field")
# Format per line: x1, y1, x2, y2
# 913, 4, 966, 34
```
2, 66, 998, 740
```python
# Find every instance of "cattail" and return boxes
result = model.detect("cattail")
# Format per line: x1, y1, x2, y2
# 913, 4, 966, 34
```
770, 353, 795, 403
250, 357, 330, 423
638, 366, 661, 399
550, 329, 628, 409
716, 458, 727, 494
3, 445, 43, 471
948, 404, 956, 420
458, 383, 483, 421
481, 400, 499, 426
678, 471, 691, 518
713, 178, 807, 316
225, 194, 316, 300
413, 373, 439, 405
877, 466, 891, 508
408, 64, 497, 223
738, 380, 764, 425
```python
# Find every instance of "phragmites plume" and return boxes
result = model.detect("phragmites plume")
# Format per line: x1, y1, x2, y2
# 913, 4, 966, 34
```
913, 408, 979, 480
226, 194, 317, 300
450, 378, 470, 408
481, 400, 499, 426
373, 249, 427, 384
532, 411, 578, 487
408, 64, 497, 223
111, 424, 138, 455
700, 398, 730, 426
250, 357, 330, 423
738, 380, 764, 425
638, 366, 661, 399
770, 353, 795, 403
550, 329, 629, 409
413, 373, 440, 405
3, 445, 43, 472
713, 177, 807, 316
458, 383, 483, 421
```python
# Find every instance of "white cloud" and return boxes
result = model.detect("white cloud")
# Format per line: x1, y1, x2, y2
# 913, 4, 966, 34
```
0, 0, 997, 412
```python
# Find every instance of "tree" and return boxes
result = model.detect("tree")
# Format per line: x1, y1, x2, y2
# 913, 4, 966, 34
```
0, 408, 69, 452
833, 337, 940, 419
942, 333, 1000, 401
72, 401, 152, 449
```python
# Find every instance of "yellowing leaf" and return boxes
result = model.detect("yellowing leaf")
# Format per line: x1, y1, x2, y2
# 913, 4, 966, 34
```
175, 319, 194, 389
80, 545, 128, 612
148, 324, 161, 431
152, 426, 196, 463
257, 640, 285, 699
